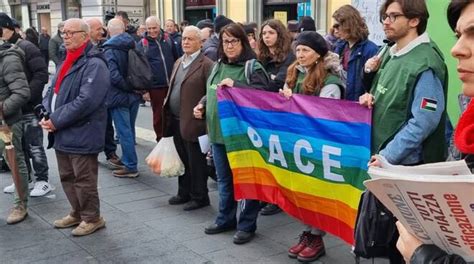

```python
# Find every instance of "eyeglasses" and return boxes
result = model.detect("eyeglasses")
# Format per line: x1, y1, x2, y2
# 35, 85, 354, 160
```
61, 30, 85, 38
223, 39, 240, 47
380, 13, 405, 23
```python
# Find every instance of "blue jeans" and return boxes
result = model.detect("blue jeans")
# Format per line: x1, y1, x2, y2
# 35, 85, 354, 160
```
212, 143, 260, 233
110, 101, 139, 171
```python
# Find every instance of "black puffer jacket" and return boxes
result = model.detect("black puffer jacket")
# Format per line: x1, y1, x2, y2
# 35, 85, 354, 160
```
0, 41, 30, 125
9, 33, 49, 114
261, 51, 296, 92
411, 245, 466, 264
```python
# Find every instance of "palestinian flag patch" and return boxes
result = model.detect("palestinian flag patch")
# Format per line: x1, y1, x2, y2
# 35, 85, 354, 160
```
420, 98, 438, 112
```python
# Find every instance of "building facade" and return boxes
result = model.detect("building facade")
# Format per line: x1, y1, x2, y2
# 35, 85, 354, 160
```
0, 0, 351, 35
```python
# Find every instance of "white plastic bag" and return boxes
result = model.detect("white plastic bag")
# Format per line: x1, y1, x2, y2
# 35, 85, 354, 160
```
145, 137, 185, 177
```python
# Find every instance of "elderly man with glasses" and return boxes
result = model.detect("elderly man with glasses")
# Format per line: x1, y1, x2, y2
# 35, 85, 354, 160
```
41, 18, 109, 236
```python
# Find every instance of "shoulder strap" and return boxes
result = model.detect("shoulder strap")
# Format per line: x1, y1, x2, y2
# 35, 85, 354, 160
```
206, 61, 221, 88
244, 59, 256, 85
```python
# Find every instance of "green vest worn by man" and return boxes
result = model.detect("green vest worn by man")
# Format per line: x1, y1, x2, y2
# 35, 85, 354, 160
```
370, 40, 448, 163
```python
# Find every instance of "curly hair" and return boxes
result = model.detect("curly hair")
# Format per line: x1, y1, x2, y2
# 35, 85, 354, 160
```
285, 57, 327, 95
332, 5, 369, 41
257, 19, 292, 64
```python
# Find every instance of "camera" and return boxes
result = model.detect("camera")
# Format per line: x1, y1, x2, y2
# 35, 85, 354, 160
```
34, 104, 50, 120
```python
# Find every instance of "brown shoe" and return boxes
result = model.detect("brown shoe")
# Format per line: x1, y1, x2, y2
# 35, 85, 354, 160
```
71, 217, 106, 236
6, 204, 28, 224
107, 154, 125, 170
113, 168, 139, 178
53, 215, 81, 228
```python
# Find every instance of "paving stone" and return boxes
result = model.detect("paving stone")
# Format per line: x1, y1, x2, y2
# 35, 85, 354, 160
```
30, 251, 98, 264
2, 237, 83, 263
101, 189, 167, 206
72, 226, 168, 256
99, 182, 153, 197
113, 195, 170, 213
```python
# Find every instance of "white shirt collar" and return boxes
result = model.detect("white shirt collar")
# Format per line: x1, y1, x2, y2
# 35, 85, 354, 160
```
182, 50, 201, 69
390, 32, 430, 57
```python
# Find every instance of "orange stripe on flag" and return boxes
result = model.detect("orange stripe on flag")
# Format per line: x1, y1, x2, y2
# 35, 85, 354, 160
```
232, 167, 358, 229
235, 183, 355, 244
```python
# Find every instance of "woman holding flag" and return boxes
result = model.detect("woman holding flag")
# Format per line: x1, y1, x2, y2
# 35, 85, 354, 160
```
280, 31, 345, 262
193, 23, 270, 245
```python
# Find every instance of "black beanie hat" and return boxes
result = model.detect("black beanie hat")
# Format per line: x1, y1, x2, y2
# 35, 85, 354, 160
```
197, 19, 213, 30
214, 15, 234, 34
295, 31, 328, 57
297, 16, 316, 32
243, 24, 255, 35
0, 13, 14, 30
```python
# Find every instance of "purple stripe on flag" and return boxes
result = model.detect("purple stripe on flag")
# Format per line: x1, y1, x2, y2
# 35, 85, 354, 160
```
217, 87, 372, 125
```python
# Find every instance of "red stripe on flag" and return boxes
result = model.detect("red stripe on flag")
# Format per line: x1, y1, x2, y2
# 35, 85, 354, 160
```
235, 183, 355, 244
421, 99, 428, 108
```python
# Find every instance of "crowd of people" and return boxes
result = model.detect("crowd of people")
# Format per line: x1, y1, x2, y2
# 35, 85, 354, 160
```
0, 0, 472, 262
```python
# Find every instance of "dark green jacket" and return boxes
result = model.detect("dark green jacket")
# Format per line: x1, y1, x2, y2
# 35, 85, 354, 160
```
0, 42, 30, 125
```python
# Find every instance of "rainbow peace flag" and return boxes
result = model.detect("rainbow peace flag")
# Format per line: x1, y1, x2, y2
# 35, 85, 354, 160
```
217, 87, 372, 244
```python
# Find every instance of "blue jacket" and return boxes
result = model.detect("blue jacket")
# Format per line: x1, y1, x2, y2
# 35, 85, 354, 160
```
335, 39, 378, 101
43, 42, 110, 154
380, 70, 445, 165
137, 30, 178, 89
103, 33, 141, 108
169, 31, 183, 57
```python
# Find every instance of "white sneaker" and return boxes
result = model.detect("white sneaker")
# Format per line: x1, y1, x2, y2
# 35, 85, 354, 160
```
30, 181, 52, 197
3, 182, 34, 193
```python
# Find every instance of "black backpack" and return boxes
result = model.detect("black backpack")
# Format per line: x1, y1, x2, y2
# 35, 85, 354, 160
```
127, 47, 152, 90
353, 191, 399, 260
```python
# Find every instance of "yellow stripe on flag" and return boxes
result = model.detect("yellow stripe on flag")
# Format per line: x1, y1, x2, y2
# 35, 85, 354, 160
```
228, 150, 363, 210
233, 167, 357, 227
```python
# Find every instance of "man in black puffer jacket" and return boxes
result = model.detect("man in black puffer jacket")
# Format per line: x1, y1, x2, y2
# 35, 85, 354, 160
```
0, 13, 51, 197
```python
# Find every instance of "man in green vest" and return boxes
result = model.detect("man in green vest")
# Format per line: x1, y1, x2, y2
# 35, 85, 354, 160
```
360, 0, 448, 167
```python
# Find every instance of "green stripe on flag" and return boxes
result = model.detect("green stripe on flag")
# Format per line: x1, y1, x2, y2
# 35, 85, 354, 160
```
224, 134, 369, 190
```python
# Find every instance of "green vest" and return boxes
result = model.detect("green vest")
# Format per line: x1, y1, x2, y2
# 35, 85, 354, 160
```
294, 71, 344, 97
206, 61, 266, 144
370, 41, 448, 163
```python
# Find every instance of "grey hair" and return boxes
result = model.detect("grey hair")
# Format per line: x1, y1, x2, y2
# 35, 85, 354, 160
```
183, 25, 201, 39
107, 18, 125, 36
64, 18, 90, 34
145, 16, 160, 27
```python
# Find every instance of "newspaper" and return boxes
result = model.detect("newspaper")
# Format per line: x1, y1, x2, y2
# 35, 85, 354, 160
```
365, 158, 474, 261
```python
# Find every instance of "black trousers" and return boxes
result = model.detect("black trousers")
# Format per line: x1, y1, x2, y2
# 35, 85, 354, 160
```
171, 119, 209, 203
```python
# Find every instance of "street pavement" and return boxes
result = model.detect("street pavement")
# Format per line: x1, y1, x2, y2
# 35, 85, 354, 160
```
0, 105, 390, 264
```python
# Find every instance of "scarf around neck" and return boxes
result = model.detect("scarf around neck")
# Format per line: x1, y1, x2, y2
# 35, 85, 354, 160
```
54, 41, 88, 94
454, 100, 474, 154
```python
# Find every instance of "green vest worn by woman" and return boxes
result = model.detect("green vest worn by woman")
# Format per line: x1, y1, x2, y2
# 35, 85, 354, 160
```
294, 69, 345, 97
206, 60, 266, 144
370, 41, 448, 163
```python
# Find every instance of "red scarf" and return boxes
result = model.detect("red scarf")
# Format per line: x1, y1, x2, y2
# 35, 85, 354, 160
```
54, 42, 88, 94
454, 100, 474, 154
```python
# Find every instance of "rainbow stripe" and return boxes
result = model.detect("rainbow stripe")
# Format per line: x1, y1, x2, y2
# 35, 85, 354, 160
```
217, 88, 372, 244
